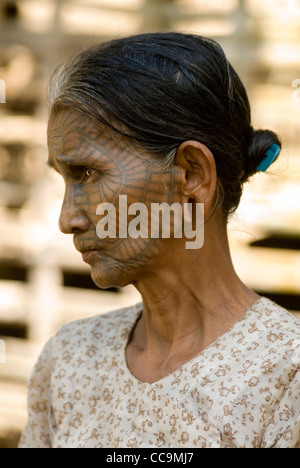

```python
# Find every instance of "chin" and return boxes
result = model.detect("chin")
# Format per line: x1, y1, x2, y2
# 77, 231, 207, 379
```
90, 264, 132, 290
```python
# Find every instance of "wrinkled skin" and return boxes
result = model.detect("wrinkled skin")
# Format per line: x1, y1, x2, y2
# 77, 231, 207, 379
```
48, 108, 259, 384
48, 109, 184, 289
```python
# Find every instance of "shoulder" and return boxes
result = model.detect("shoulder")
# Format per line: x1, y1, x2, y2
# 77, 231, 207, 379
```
245, 297, 300, 367
252, 297, 300, 337
51, 302, 143, 355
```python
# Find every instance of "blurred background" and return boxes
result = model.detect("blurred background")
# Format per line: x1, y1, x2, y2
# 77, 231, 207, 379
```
0, 0, 299, 448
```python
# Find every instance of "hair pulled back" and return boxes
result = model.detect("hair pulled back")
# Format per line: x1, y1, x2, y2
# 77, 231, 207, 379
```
48, 32, 281, 216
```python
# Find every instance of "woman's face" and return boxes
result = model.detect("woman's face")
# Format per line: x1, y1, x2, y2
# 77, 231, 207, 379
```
47, 109, 182, 288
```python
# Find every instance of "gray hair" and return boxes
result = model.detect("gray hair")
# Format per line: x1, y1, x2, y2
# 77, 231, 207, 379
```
47, 32, 281, 216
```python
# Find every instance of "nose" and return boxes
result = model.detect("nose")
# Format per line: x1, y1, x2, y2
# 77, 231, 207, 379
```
59, 186, 90, 235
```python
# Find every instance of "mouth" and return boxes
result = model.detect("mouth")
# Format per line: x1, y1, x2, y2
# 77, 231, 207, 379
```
74, 240, 100, 259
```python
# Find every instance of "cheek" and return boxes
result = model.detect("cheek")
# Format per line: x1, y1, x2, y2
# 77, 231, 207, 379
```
85, 163, 148, 224
86, 165, 181, 247
83, 170, 184, 287
85, 172, 123, 223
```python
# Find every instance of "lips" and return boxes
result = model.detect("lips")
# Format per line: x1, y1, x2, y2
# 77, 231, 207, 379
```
74, 239, 100, 257
79, 248, 98, 255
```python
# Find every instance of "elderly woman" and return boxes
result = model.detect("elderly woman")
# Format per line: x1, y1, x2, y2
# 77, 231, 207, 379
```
19, 33, 299, 448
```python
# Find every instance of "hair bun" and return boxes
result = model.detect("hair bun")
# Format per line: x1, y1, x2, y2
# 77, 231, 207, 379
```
241, 128, 281, 183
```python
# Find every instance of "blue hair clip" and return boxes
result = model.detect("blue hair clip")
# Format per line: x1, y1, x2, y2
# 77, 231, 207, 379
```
256, 143, 281, 172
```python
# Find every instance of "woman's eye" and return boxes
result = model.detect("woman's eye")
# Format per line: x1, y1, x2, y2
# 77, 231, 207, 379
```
81, 167, 93, 181
85, 168, 92, 178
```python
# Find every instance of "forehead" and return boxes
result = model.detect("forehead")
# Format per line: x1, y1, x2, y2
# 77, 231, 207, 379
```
47, 108, 142, 158
47, 109, 129, 170
47, 109, 157, 172
48, 109, 101, 148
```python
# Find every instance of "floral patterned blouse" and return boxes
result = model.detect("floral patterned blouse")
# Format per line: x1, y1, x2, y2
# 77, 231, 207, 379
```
19, 297, 300, 448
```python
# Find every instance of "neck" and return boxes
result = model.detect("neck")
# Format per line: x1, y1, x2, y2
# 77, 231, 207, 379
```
132, 220, 259, 356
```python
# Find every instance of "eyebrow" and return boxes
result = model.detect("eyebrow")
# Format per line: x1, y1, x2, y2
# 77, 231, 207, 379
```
47, 154, 83, 173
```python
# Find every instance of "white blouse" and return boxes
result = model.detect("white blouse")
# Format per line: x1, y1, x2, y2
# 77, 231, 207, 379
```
19, 297, 300, 448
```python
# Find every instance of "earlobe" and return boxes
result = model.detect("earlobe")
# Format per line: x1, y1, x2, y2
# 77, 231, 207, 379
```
183, 203, 193, 224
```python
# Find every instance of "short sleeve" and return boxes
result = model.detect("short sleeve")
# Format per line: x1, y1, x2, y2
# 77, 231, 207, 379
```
18, 339, 55, 448
262, 370, 300, 448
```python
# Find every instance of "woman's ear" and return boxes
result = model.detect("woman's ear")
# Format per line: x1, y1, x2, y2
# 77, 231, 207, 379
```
174, 141, 217, 216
